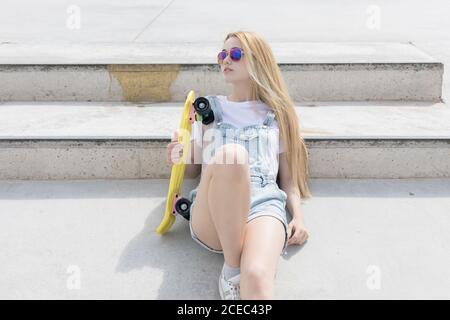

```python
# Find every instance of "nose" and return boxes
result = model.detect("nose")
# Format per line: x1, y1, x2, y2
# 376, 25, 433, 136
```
223, 53, 232, 65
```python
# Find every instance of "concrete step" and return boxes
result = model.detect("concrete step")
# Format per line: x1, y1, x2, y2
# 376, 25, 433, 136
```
0, 178, 449, 299
0, 41, 443, 102
0, 101, 449, 180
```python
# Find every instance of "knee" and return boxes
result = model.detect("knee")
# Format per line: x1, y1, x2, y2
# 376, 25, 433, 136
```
211, 144, 249, 177
241, 264, 274, 299
242, 263, 272, 283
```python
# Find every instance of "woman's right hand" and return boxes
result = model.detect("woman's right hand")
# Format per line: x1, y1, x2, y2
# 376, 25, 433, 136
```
167, 129, 184, 166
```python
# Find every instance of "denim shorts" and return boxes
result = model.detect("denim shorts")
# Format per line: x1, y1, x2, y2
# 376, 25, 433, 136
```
188, 175, 289, 256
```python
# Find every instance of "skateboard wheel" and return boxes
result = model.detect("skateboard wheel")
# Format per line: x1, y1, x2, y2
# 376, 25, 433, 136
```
175, 197, 192, 221
193, 97, 215, 125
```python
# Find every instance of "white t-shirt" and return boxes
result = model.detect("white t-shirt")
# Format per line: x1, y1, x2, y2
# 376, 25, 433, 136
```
190, 95, 286, 176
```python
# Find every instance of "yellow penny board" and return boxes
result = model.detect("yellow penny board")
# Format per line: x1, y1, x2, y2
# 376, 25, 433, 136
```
156, 90, 197, 235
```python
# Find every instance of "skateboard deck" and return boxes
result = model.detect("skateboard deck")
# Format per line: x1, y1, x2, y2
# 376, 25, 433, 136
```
156, 90, 199, 235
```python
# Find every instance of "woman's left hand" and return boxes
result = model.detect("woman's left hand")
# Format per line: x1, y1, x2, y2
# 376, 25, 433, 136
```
287, 217, 309, 246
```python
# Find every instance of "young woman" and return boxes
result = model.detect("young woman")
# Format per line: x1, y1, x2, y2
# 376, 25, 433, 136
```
167, 31, 312, 300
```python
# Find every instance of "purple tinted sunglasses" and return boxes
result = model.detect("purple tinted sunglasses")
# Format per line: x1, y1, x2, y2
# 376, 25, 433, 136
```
217, 47, 245, 64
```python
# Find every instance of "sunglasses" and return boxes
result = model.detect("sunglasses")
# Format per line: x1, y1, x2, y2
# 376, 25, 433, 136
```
217, 47, 245, 64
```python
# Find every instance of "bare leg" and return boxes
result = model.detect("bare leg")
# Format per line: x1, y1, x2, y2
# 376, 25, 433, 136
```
208, 143, 251, 268
240, 215, 286, 299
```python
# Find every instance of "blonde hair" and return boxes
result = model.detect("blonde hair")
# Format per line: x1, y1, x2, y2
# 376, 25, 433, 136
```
223, 31, 312, 200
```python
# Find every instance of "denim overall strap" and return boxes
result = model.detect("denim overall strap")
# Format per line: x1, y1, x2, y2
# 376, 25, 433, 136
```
263, 110, 276, 126
205, 95, 226, 157
208, 95, 223, 125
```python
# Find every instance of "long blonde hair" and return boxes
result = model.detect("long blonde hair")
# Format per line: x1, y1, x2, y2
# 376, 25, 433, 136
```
223, 31, 312, 200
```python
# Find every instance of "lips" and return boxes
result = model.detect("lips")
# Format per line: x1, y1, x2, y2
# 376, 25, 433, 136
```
224, 68, 233, 72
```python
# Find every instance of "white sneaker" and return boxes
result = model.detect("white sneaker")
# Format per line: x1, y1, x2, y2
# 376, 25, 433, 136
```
218, 270, 241, 300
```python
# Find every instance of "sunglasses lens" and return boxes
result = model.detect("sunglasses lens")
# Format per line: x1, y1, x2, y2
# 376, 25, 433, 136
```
217, 51, 226, 63
230, 48, 242, 61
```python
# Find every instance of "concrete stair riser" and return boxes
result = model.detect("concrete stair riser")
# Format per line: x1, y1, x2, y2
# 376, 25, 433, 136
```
0, 63, 442, 102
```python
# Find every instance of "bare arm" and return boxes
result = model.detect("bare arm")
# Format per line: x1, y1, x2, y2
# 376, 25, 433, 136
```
278, 152, 304, 221
279, 152, 310, 246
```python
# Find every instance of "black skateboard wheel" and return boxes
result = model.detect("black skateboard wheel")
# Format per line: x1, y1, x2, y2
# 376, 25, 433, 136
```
193, 97, 215, 125
175, 197, 192, 221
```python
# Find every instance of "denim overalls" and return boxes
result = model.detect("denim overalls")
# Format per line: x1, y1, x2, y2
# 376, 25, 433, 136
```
188, 95, 289, 256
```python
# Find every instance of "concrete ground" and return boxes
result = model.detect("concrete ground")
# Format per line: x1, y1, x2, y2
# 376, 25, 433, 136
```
1, 178, 449, 299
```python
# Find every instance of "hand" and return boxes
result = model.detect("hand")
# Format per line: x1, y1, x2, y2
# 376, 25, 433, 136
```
287, 217, 309, 246
166, 130, 184, 166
